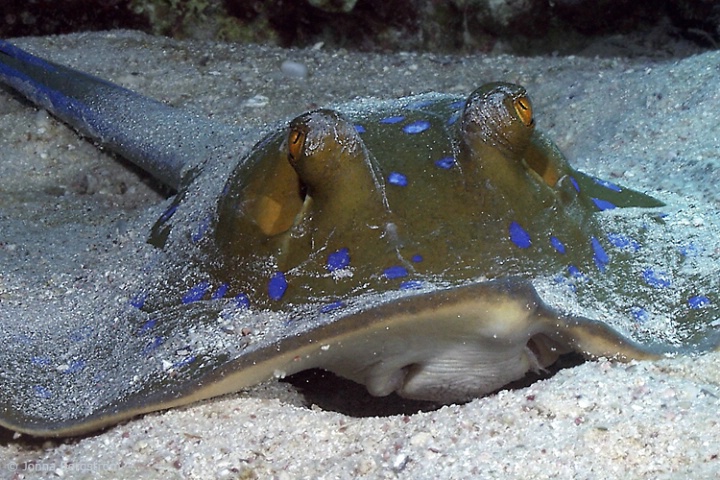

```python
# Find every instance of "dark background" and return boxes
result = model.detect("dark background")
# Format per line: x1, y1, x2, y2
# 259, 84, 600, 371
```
1, 0, 718, 55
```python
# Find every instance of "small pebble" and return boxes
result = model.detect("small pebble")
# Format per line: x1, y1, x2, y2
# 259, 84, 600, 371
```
242, 94, 269, 108
281, 60, 308, 79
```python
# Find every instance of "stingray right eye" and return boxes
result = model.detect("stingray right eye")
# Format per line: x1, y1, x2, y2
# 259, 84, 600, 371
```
513, 95, 533, 127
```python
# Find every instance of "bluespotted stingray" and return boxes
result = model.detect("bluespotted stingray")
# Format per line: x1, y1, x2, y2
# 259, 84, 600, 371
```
0, 40, 718, 437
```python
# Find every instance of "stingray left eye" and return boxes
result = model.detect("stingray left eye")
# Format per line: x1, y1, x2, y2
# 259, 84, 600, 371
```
288, 127, 306, 165
513, 96, 533, 127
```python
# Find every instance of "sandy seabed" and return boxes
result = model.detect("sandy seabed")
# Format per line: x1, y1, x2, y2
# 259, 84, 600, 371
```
1, 31, 720, 479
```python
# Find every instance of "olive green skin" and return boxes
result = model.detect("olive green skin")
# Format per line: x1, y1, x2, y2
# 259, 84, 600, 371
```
210, 83, 659, 310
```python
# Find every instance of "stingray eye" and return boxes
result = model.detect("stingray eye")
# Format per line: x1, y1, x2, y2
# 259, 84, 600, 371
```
287, 127, 306, 165
513, 96, 533, 127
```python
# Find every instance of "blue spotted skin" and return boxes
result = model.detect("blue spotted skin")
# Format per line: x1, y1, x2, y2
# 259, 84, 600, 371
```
0, 41, 717, 438
209, 85, 664, 312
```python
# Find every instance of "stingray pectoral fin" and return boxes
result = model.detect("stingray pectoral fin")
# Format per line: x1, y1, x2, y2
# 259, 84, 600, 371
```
536, 307, 668, 361
523, 123, 663, 210
570, 170, 665, 208
0, 331, 328, 438
18, 279, 588, 437
0, 280, 670, 438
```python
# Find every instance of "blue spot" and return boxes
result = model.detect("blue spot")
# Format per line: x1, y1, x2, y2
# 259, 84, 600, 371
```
400, 280, 424, 290
607, 233, 641, 251
594, 177, 622, 192
569, 176, 580, 192
327, 247, 351, 272
631, 306, 650, 322
320, 301, 344, 313
182, 281, 211, 304
591, 237, 609, 271
143, 336, 164, 355
411, 254, 423, 263
31, 356, 51, 366
383, 266, 408, 279
449, 100, 465, 109
211, 283, 229, 300
434, 157, 455, 169
191, 216, 211, 242
174, 355, 196, 369
63, 359, 85, 374
567, 265, 586, 280
159, 204, 178, 223
592, 198, 617, 211
129, 292, 147, 309
68, 325, 93, 342
138, 319, 157, 335
688, 295, 711, 309
379, 115, 405, 124
403, 120, 430, 134
553, 275, 577, 293
33, 385, 51, 399
354, 124, 365, 134
447, 111, 460, 125
550, 236, 566, 254
678, 243, 701, 257
234, 293, 250, 309
388, 172, 408, 187
643, 268, 671, 288
509, 221, 531, 249
11, 334, 32, 345
268, 272, 288, 301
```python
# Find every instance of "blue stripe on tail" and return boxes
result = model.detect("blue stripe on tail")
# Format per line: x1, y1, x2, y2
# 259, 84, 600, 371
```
0, 40, 194, 189
0, 40, 106, 138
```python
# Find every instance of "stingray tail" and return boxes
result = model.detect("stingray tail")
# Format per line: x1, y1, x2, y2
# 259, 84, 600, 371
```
0, 40, 227, 190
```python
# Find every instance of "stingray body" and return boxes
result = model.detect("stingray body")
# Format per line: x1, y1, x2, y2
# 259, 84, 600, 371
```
0, 41, 717, 437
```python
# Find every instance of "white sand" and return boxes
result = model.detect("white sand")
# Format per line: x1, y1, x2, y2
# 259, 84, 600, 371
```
1, 31, 719, 479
